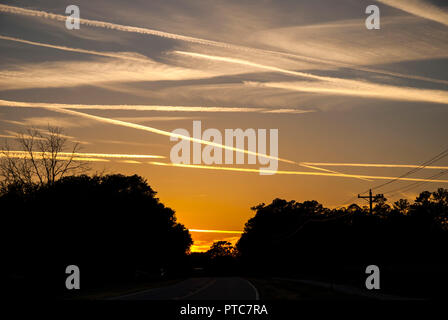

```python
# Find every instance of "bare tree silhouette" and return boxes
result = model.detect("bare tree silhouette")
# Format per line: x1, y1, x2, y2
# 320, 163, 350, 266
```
0, 126, 88, 186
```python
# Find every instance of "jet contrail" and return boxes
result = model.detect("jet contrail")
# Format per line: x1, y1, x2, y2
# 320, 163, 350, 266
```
5, 103, 296, 165
0, 34, 152, 63
0, 99, 375, 179
0, 4, 343, 69
149, 161, 448, 183
0, 4, 261, 52
2, 4, 446, 88
0, 152, 109, 162
299, 163, 371, 181
176, 51, 448, 87
174, 51, 334, 82
3, 102, 437, 183
189, 229, 243, 234
0, 99, 265, 113
176, 51, 448, 105
377, 0, 448, 27
0, 35, 152, 62
302, 162, 448, 170
0, 150, 164, 160
118, 160, 142, 164
246, 81, 448, 105
0, 99, 312, 114
0, 3, 358, 64
0, 34, 337, 89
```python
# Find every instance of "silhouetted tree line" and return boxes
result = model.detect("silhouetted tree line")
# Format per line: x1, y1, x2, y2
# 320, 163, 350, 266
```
235, 190, 448, 298
1, 174, 192, 298
204, 241, 238, 275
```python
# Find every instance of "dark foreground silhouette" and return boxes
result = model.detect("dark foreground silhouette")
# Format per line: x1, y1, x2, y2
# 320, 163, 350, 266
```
2, 174, 447, 299
2, 174, 192, 299
111, 277, 258, 300
194, 191, 448, 299
236, 193, 448, 299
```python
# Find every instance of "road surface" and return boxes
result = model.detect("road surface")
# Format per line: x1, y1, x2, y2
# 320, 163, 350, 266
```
111, 277, 259, 300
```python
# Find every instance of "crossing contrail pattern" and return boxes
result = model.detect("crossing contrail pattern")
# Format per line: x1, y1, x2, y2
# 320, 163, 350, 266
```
302, 162, 448, 170
149, 162, 448, 183
2, 100, 443, 182
0, 4, 266, 52
0, 100, 369, 179
2, 3, 446, 88
0, 101, 296, 165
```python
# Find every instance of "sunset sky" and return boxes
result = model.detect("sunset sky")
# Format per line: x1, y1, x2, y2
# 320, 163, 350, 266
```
1, 0, 447, 252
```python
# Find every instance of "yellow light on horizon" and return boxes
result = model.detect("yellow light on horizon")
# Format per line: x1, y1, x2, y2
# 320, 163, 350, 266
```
189, 229, 243, 234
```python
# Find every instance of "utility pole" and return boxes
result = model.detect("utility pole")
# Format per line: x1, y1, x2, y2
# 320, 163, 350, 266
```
358, 189, 383, 215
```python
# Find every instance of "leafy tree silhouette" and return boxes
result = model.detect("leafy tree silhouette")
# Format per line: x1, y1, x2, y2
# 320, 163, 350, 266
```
236, 190, 448, 298
205, 241, 237, 275
393, 199, 410, 214
2, 174, 192, 298
207, 241, 235, 259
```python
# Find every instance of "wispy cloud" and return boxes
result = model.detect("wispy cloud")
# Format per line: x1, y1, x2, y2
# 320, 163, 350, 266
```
0, 34, 153, 63
0, 126, 89, 144
175, 50, 448, 105
245, 80, 448, 105
7, 2, 427, 74
2, 3, 448, 91
251, 14, 448, 69
0, 58, 215, 90
378, 0, 448, 27
0, 4, 285, 56
114, 116, 196, 122
93, 139, 165, 147
2, 116, 93, 129
174, 50, 333, 81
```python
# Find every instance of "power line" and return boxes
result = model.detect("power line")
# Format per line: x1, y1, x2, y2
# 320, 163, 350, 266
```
384, 170, 448, 198
334, 194, 361, 210
360, 146, 448, 195
336, 147, 448, 209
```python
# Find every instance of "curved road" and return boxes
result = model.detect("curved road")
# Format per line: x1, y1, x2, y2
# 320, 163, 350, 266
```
112, 277, 259, 300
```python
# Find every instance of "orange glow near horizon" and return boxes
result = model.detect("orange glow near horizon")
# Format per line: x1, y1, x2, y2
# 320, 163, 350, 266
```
189, 229, 243, 234
189, 229, 243, 252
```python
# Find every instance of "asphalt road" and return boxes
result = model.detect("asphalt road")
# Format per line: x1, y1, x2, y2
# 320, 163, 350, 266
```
112, 277, 259, 300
